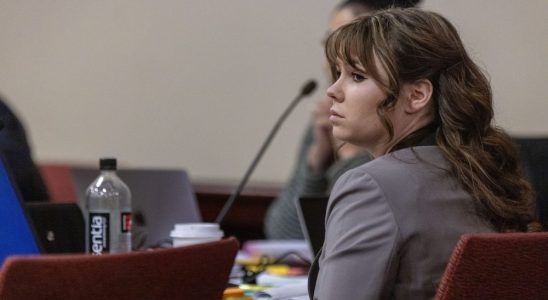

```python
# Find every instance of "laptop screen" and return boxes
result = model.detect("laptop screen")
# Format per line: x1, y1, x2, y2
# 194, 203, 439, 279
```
72, 168, 202, 249
0, 158, 41, 265
296, 196, 328, 256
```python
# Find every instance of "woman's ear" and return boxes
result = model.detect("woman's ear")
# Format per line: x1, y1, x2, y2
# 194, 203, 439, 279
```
401, 79, 433, 114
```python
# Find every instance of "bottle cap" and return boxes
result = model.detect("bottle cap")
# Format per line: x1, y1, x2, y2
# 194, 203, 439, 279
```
99, 158, 117, 170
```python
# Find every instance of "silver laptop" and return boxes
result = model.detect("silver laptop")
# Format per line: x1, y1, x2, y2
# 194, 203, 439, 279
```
71, 168, 201, 249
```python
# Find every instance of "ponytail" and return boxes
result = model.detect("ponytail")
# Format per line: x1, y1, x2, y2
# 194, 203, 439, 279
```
435, 57, 538, 232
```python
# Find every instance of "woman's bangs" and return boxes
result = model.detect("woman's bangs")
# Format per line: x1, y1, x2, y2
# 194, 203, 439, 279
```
325, 29, 347, 81
325, 20, 376, 81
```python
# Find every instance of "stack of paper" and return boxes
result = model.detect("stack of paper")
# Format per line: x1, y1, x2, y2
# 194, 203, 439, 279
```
254, 283, 309, 300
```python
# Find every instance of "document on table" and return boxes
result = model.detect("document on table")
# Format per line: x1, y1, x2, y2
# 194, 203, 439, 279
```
254, 282, 309, 300
243, 239, 313, 262
256, 273, 308, 287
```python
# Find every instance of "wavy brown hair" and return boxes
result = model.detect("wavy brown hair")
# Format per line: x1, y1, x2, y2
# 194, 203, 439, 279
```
325, 8, 540, 232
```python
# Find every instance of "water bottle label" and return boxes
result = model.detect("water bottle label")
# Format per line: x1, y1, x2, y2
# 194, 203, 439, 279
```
88, 212, 109, 255
121, 212, 132, 233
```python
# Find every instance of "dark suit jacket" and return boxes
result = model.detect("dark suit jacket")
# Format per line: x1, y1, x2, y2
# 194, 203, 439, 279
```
308, 146, 494, 299
0, 98, 49, 201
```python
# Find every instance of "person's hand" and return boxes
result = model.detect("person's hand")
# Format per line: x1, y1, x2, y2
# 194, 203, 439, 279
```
306, 96, 336, 173
306, 96, 367, 174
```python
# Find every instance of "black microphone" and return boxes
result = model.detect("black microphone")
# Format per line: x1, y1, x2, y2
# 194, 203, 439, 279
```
215, 79, 317, 224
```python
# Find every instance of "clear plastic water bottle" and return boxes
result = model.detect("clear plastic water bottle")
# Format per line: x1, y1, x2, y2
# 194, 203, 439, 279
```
85, 158, 132, 254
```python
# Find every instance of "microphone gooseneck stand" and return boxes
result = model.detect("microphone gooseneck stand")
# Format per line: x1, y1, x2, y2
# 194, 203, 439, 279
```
215, 80, 318, 224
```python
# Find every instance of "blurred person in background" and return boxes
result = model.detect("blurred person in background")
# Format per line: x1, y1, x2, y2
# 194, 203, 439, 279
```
0, 96, 49, 202
265, 0, 421, 239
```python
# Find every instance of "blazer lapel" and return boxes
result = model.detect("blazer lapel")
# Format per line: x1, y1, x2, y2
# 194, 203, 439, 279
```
308, 248, 322, 299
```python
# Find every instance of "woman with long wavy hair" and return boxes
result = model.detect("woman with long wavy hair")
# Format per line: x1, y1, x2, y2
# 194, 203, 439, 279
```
308, 8, 541, 299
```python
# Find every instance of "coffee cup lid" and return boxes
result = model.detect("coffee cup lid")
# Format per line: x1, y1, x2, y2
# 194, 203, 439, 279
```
170, 223, 224, 239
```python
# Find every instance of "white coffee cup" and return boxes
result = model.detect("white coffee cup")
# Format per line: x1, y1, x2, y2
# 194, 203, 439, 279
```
170, 223, 224, 247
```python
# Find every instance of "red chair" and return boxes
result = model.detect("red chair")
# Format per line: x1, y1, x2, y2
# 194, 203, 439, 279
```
435, 232, 548, 300
38, 163, 78, 203
0, 237, 238, 300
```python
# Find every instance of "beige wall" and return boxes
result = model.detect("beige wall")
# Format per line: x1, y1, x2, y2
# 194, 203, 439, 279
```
0, 1, 546, 183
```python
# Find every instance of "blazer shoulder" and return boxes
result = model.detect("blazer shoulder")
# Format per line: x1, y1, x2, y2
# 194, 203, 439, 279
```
354, 146, 445, 177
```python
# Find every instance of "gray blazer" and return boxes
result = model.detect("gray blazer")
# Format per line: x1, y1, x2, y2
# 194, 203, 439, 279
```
308, 146, 494, 299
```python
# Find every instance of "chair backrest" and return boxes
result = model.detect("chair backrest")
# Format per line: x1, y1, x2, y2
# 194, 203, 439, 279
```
38, 163, 78, 203
435, 232, 548, 300
0, 237, 239, 300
